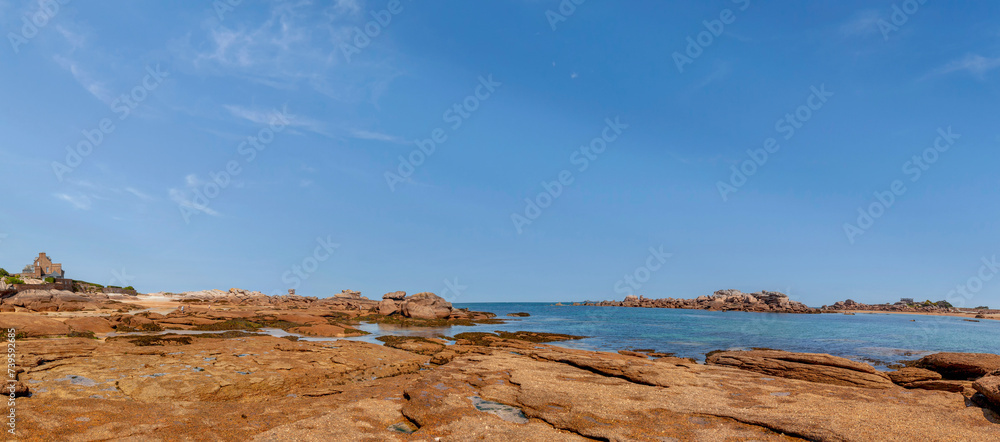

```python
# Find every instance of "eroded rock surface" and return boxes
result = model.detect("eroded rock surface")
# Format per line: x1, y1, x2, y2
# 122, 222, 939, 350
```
915, 352, 1000, 380
706, 349, 895, 389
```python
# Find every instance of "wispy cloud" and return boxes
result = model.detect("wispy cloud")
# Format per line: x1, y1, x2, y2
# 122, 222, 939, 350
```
839, 10, 881, 37
222, 104, 328, 136
52, 54, 113, 103
124, 187, 154, 201
350, 129, 408, 144
54, 192, 92, 210
168, 174, 221, 217
932, 54, 1000, 78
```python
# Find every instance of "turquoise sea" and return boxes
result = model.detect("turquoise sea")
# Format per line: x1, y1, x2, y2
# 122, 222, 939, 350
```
347, 303, 1000, 369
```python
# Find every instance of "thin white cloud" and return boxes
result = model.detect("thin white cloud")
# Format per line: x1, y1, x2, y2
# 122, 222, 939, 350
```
168, 175, 221, 217
332, 0, 362, 16
350, 129, 408, 144
934, 54, 1000, 78
839, 10, 881, 37
54, 193, 92, 210
55, 25, 86, 52
52, 54, 113, 103
125, 187, 154, 201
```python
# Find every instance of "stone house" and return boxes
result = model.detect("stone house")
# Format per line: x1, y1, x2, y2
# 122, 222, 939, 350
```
20, 253, 65, 279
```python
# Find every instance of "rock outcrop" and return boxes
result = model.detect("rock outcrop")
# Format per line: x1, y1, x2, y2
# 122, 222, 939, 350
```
973, 373, 1000, 409
706, 349, 894, 388
382, 291, 406, 300
915, 352, 1000, 380
334, 289, 362, 299
583, 290, 816, 313
400, 292, 453, 319
821, 299, 961, 314
887, 367, 942, 384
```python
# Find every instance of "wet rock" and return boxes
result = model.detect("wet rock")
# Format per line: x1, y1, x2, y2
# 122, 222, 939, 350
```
274, 314, 326, 324
915, 352, 1000, 380
706, 349, 894, 389
376, 336, 446, 356
289, 324, 364, 338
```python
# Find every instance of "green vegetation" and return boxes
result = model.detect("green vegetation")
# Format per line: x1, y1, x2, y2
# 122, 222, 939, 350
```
44, 277, 56, 283
189, 331, 261, 339
974, 306, 990, 310
193, 318, 264, 331
3, 276, 25, 285
0, 268, 8, 277
116, 322, 163, 333
122, 335, 193, 346
67, 330, 97, 339
192, 317, 309, 332
452, 331, 587, 346
355, 313, 505, 328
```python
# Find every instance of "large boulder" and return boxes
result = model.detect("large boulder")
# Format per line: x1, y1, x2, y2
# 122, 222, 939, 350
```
706, 349, 894, 389
0, 313, 71, 337
382, 291, 406, 301
973, 374, 1000, 409
400, 292, 452, 320
334, 290, 362, 299
915, 353, 1000, 380
378, 299, 400, 316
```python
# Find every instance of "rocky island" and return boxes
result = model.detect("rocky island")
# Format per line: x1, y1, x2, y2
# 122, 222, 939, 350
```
579, 289, 818, 313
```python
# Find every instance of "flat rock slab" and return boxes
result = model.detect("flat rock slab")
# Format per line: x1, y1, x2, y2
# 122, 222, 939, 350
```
0, 313, 70, 337
888, 367, 942, 384
706, 349, 894, 389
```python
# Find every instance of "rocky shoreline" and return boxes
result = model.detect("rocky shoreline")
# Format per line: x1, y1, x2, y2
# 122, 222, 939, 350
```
821, 298, 999, 318
578, 289, 818, 313
3, 288, 1000, 440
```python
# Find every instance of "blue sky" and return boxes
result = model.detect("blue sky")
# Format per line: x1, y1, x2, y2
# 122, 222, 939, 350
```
1, 0, 999, 307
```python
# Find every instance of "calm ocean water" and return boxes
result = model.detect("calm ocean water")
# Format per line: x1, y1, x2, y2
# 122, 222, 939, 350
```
346, 303, 1000, 369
